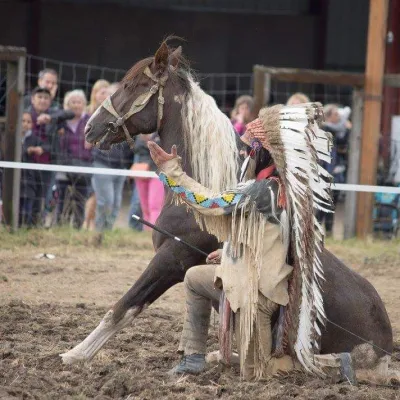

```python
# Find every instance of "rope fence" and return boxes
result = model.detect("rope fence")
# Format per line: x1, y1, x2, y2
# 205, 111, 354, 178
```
1, 161, 400, 194
1, 49, 400, 236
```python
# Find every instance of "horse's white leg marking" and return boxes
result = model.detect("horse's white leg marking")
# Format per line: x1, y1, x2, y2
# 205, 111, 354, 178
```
351, 343, 394, 384
60, 306, 144, 364
206, 350, 240, 365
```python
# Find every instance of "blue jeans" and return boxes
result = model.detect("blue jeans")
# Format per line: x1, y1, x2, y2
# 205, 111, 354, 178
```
128, 181, 143, 231
19, 197, 35, 227
92, 161, 126, 232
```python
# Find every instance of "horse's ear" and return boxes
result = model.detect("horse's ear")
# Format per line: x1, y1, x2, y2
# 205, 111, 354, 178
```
154, 42, 169, 73
169, 46, 182, 70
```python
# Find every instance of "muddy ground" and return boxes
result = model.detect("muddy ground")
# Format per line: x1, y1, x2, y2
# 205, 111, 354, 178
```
0, 229, 399, 400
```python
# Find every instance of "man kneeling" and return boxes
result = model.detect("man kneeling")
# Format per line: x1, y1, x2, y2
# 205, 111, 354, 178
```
149, 103, 355, 381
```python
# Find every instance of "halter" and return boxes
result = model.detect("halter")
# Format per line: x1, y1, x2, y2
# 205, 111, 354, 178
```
99, 66, 168, 149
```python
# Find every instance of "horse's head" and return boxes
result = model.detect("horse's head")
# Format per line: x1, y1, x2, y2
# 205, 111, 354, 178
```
85, 40, 188, 149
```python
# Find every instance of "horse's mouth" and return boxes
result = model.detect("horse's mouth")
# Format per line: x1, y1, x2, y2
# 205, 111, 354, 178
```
85, 124, 113, 150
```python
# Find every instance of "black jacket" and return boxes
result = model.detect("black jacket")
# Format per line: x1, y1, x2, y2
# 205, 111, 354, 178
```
92, 141, 134, 170
24, 106, 74, 164
20, 133, 43, 198
133, 134, 159, 172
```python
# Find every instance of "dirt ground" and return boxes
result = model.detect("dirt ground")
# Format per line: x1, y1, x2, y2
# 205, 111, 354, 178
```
0, 228, 399, 400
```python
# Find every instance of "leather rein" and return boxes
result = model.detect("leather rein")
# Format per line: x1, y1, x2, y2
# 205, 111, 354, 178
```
99, 66, 168, 149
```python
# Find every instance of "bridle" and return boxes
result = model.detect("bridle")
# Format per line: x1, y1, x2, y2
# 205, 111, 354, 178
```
99, 66, 168, 148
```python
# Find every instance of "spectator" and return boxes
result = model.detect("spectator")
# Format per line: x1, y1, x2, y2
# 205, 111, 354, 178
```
231, 95, 254, 136
89, 141, 134, 244
316, 104, 350, 237
56, 90, 92, 228
83, 79, 112, 229
131, 133, 164, 230
25, 87, 74, 225
323, 104, 350, 172
24, 68, 60, 110
87, 79, 110, 115
19, 112, 44, 227
389, 140, 400, 186
286, 92, 310, 105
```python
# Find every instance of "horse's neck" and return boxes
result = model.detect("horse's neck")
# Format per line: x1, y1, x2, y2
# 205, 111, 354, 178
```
159, 125, 193, 178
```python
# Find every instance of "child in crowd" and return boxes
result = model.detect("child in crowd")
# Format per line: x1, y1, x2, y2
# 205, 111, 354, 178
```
230, 95, 254, 136
25, 86, 74, 226
19, 112, 44, 227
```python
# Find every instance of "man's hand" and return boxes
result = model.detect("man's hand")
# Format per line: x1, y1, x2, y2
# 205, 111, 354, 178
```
148, 141, 178, 168
84, 140, 93, 150
37, 114, 51, 125
206, 249, 222, 264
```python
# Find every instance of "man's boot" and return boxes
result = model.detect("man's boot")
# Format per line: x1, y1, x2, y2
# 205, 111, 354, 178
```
168, 354, 206, 375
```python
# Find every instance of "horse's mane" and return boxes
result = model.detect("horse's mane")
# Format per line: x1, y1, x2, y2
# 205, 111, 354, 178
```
182, 76, 239, 192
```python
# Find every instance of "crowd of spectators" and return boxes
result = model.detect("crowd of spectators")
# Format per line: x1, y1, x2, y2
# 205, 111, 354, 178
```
12, 69, 355, 239
17, 68, 165, 241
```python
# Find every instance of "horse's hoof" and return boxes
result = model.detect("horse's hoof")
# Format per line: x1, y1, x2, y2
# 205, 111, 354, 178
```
59, 350, 86, 365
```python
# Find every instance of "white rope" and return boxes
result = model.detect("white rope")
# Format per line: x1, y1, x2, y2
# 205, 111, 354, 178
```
0, 161, 157, 178
1, 161, 400, 193
333, 183, 400, 194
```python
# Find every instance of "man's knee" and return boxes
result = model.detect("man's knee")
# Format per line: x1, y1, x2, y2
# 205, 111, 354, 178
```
184, 266, 201, 292
184, 265, 210, 293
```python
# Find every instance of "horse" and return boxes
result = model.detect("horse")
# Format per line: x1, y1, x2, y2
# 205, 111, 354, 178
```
61, 39, 394, 382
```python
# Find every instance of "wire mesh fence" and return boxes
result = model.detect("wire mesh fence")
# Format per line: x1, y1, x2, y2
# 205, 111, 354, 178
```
25, 55, 127, 109
23, 55, 254, 117
269, 80, 353, 106
0, 53, 255, 230
2, 51, 399, 236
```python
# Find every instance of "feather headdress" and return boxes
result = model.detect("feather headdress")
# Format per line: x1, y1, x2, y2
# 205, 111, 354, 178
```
242, 102, 333, 375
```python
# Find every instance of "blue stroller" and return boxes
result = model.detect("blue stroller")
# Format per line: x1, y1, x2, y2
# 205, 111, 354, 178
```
372, 190, 400, 238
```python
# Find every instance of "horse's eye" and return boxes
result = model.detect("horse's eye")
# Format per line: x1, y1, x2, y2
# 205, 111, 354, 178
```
123, 83, 128, 89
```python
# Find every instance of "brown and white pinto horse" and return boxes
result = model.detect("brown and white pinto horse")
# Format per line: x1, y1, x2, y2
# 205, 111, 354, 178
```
61, 40, 394, 382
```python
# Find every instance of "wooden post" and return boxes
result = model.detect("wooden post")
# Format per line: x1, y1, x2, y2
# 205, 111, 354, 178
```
356, 0, 389, 239
381, 0, 400, 168
344, 89, 363, 239
253, 65, 270, 117
3, 56, 25, 231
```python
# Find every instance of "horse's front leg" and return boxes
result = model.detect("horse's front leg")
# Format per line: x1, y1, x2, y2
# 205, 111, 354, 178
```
60, 239, 207, 364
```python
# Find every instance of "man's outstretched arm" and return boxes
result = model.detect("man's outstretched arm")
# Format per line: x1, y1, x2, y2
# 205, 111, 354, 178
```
148, 141, 282, 222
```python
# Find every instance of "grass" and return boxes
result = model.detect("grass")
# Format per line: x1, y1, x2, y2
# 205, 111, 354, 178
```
1, 225, 398, 259
0, 226, 154, 251
326, 237, 400, 265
